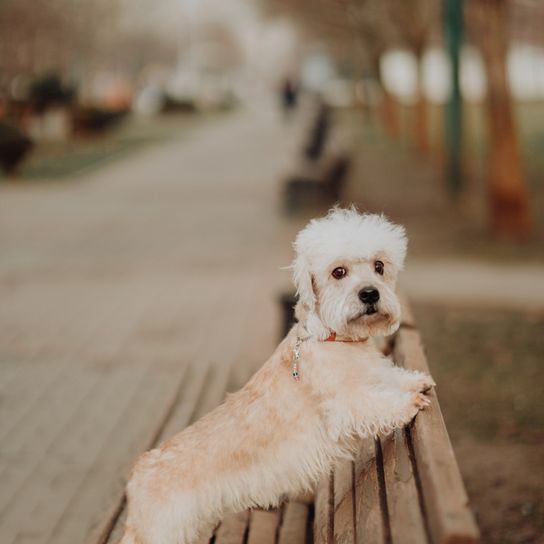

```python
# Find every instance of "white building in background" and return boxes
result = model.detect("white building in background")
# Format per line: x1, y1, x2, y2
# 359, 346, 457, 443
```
508, 44, 544, 100
381, 44, 544, 104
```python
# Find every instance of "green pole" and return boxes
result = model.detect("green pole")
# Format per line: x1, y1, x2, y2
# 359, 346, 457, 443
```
444, 0, 463, 196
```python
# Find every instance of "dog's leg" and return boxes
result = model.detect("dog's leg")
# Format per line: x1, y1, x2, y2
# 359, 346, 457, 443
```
383, 364, 436, 393
323, 384, 430, 441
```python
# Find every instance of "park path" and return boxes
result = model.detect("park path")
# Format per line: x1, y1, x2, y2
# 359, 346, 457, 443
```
0, 105, 305, 544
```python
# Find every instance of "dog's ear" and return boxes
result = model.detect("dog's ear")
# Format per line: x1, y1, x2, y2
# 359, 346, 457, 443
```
292, 256, 316, 310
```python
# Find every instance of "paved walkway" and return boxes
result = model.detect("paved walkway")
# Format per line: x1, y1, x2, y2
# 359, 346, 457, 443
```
401, 258, 544, 312
0, 105, 303, 544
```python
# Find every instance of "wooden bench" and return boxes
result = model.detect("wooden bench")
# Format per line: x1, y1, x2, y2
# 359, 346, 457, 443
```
283, 152, 351, 214
314, 299, 480, 544
205, 297, 479, 544
283, 104, 351, 214
97, 297, 479, 544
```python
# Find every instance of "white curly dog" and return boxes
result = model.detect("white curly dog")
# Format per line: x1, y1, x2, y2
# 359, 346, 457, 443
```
120, 207, 435, 544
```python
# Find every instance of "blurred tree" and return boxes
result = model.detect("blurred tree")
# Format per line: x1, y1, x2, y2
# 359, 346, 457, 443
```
469, 0, 531, 237
348, 0, 399, 138
267, 0, 400, 138
385, 0, 438, 153
444, 0, 463, 196
0, 0, 71, 83
0, 0, 180, 102
0, 121, 33, 174
28, 72, 76, 113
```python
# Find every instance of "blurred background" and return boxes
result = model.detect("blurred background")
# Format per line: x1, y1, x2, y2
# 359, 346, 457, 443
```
0, 1, 543, 543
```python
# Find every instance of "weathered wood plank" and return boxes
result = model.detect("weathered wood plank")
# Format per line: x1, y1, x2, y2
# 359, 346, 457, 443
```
99, 360, 213, 544
314, 471, 334, 544
398, 292, 416, 329
394, 327, 480, 544
247, 509, 281, 544
353, 438, 387, 544
54, 364, 189, 544
380, 429, 428, 544
277, 500, 309, 544
214, 511, 249, 544
333, 458, 355, 544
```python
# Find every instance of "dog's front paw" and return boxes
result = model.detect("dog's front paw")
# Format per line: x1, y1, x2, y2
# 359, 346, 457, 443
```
403, 391, 432, 422
412, 391, 431, 410
390, 391, 431, 430
406, 371, 436, 394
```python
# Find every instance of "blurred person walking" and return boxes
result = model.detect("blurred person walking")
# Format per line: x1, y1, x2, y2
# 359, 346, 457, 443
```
280, 77, 299, 120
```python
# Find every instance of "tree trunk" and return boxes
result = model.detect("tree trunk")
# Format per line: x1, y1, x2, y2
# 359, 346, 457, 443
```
382, 87, 399, 139
474, 0, 531, 237
372, 55, 399, 139
414, 51, 429, 154
444, 0, 463, 196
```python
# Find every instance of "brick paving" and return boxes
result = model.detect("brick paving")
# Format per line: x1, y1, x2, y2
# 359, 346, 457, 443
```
0, 107, 303, 544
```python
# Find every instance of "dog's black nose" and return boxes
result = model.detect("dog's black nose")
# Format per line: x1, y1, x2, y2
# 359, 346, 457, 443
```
359, 287, 380, 305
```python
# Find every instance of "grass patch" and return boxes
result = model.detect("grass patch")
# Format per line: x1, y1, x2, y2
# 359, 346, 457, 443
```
1, 112, 207, 181
413, 304, 544, 442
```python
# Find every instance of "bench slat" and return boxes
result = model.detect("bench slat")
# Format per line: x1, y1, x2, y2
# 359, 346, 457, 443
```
394, 327, 479, 544
314, 472, 334, 544
333, 459, 356, 543
247, 509, 281, 544
88, 361, 196, 544
353, 438, 387, 544
380, 429, 429, 544
100, 360, 217, 544
399, 293, 416, 328
214, 511, 249, 544
278, 501, 310, 544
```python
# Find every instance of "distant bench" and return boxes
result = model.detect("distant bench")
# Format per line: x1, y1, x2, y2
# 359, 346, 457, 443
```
283, 103, 351, 214
96, 297, 479, 544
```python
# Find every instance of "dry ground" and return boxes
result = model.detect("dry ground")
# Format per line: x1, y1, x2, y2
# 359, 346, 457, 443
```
414, 305, 544, 544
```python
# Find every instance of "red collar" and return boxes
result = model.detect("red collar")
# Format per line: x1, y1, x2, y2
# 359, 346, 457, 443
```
325, 332, 361, 342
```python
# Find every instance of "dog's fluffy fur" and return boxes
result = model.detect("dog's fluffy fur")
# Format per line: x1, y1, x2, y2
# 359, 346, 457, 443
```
120, 208, 434, 544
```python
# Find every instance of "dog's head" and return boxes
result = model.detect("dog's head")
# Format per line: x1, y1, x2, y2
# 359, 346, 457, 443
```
292, 207, 407, 340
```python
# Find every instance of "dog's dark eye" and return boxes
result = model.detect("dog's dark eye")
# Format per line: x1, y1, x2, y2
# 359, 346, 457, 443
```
332, 267, 347, 280
374, 260, 384, 275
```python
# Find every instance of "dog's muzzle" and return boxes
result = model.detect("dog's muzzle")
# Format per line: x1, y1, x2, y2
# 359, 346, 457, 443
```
358, 287, 380, 315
